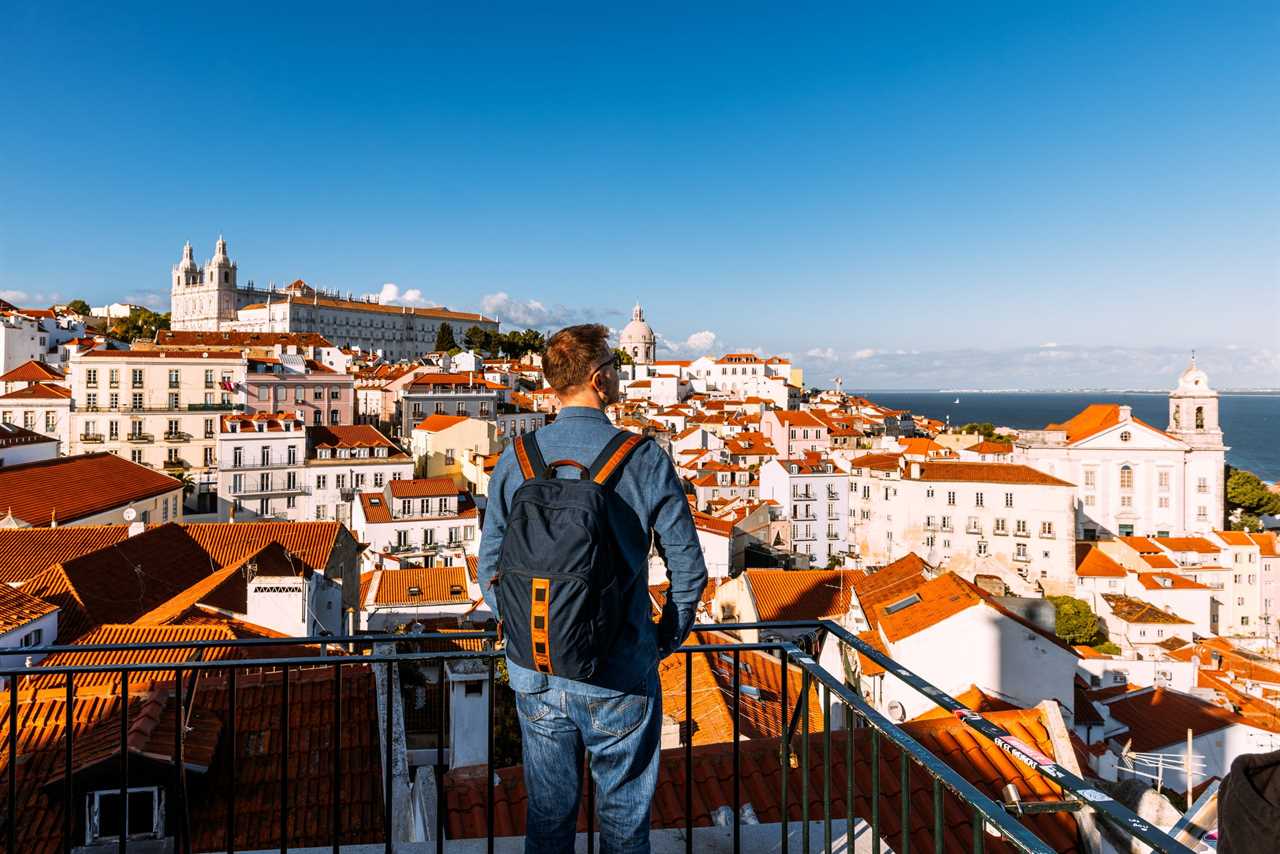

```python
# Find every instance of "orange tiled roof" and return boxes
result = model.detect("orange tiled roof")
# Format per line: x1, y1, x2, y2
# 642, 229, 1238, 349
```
873, 572, 982, 643
1119, 535, 1162, 553
1100, 594, 1192, 625
1046, 403, 1175, 445
909, 685, 1019, 721
445, 708, 1079, 852
1252, 532, 1279, 557
1140, 553, 1179, 569
371, 566, 470, 606
0, 452, 181, 527
153, 329, 336, 348
1214, 530, 1257, 547
0, 360, 64, 383
413, 413, 470, 432
1103, 687, 1244, 751
0, 584, 56, 634
745, 569, 859, 622
1135, 573, 1209, 591
388, 477, 459, 498
29, 623, 240, 689
0, 382, 71, 400
1075, 545, 1127, 578
917, 461, 1073, 487
308, 424, 407, 454
848, 452, 902, 472
0, 526, 131, 585
1151, 536, 1220, 554
852, 553, 933, 630
179, 520, 350, 572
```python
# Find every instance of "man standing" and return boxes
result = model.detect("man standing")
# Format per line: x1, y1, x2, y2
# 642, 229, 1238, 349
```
478, 323, 708, 853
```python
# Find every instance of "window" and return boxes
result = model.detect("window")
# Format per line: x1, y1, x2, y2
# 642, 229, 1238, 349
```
316, 474, 327, 490
1040, 521, 1054, 537
1120, 495, 1133, 508
1084, 495, 1096, 506
287, 445, 297, 465
130, 449, 143, 464
109, 392, 119, 409
335, 474, 347, 490
85, 393, 97, 409
168, 392, 179, 409
1119, 465, 1133, 490
946, 491, 956, 506
131, 369, 144, 388
330, 409, 340, 425
884, 594, 921, 615
203, 447, 214, 466
167, 448, 179, 463
1158, 496, 1169, 509
131, 393, 143, 410
977, 541, 988, 557
397, 530, 409, 547
1083, 470, 1096, 488
1158, 471, 1170, 490
373, 472, 384, 487
1197, 506, 1208, 521
445, 448, 455, 465
44, 411, 56, 432
20, 628, 42, 647
1004, 492, 1013, 508
1195, 406, 1205, 429
975, 492, 984, 508
940, 516, 952, 531
233, 446, 244, 467
204, 369, 214, 388
314, 387, 325, 400
22, 411, 33, 430
1015, 543, 1028, 560
168, 369, 180, 388
1015, 519, 1028, 536
1197, 477, 1208, 494
926, 487, 934, 499
86, 368, 98, 387
1119, 431, 1131, 442
86, 787, 163, 842
994, 518, 1007, 535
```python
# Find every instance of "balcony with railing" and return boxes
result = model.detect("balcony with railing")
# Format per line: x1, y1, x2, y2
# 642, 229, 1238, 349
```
125, 432, 154, 444
0, 624, 1195, 853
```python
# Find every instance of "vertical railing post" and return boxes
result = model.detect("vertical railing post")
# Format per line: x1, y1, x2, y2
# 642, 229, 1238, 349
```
823, 684, 832, 854
384, 657, 394, 854
732, 648, 741, 854
684, 649, 693, 854
174, 667, 188, 854
901, 750, 910, 854
7, 676, 16, 854
801, 669, 810, 853
437, 657, 447, 854
586, 755, 596, 854
332, 661, 342, 854
280, 664, 289, 854
871, 729, 880, 854
780, 647, 789, 854
226, 668, 237, 854
64, 673, 73, 854
487, 654, 495, 854
846, 703, 855, 842
932, 777, 943, 854
118, 671, 129, 854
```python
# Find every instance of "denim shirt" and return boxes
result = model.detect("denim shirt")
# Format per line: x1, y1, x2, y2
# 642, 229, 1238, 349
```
477, 406, 708, 696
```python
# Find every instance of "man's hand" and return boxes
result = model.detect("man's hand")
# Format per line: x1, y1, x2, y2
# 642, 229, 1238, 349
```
656, 599, 679, 658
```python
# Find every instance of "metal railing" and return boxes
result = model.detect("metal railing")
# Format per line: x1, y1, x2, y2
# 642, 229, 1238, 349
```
0, 623, 1193, 854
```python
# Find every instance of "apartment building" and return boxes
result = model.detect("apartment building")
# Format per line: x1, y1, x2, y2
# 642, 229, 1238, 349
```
759, 453, 849, 565
216, 412, 309, 520
848, 455, 1077, 593
66, 349, 248, 512
0, 360, 71, 451
398, 372, 506, 438
306, 424, 413, 525
350, 476, 479, 564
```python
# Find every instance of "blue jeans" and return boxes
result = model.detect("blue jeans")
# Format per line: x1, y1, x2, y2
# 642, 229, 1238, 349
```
514, 674, 661, 854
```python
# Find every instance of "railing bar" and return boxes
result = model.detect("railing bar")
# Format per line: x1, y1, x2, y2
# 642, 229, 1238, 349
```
63, 672, 72, 854
227, 668, 237, 854
871, 729, 880, 854
119, 670, 128, 854
823, 683, 832, 854
487, 654, 496, 854
847, 702, 855, 839
732, 647, 741, 854
901, 749, 910, 854
586, 755, 595, 854
933, 777, 943, 854
973, 807, 984, 854
384, 657, 394, 854
280, 664, 289, 854
332, 660, 342, 854
437, 657, 447, 854
176, 667, 189, 854
685, 648, 693, 854
780, 647, 789, 854
7, 676, 16, 854
801, 668, 810, 853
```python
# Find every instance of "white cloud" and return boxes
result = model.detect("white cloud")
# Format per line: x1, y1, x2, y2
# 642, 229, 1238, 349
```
1040, 341, 1058, 348
657, 329, 720, 355
477, 291, 611, 330
805, 347, 838, 362
123, 292, 168, 310
370, 282, 436, 307
852, 348, 878, 360
0, 290, 29, 303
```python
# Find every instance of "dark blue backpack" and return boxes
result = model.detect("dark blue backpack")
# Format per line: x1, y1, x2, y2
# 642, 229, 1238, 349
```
495, 429, 646, 679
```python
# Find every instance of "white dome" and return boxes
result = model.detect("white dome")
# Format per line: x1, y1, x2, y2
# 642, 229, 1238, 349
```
1174, 355, 1213, 395
620, 302, 655, 345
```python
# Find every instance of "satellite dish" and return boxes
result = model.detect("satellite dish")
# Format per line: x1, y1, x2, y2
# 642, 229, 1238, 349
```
122, 508, 137, 522
886, 700, 906, 723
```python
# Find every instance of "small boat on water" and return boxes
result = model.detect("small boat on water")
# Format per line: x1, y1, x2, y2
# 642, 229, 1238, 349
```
953, 397, 960, 404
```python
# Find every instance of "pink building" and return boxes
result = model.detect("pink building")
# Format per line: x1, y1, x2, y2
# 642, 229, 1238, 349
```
760, 409, 830, 458
242, 355, 355, 426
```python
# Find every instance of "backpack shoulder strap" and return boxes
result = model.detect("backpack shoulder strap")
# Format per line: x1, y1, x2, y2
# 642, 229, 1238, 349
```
588, 431, 647, 487
513, 433, 547, 481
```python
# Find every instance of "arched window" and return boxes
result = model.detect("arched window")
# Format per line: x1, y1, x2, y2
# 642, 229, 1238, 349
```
1172, 407, 1180, 429
1120, 465, 1133, 490
1195, 406, 1205, 429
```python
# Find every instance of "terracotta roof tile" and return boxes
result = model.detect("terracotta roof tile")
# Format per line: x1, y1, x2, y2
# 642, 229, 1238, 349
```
0, 452, 181, 526
744, 569, 859, 622
1152, 536, 1221, 554
1103, 688, 1244, 751
1100, 594, 1192, 625
873, 573, 982, 643
413, 413, 471, 432
388, 477, 459, 498
0, 584, 57, 634
0, 526, 130, 585
0, 382, 71, 400
1075, 545, 1127, 578
370, 566, 470, 606
0, 360, 64, 383
917, 461, 1074, 487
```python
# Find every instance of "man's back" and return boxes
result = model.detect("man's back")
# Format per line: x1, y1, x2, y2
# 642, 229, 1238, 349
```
478, 405, 708, 694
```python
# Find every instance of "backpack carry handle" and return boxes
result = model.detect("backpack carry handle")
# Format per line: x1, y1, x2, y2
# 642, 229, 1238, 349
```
542, 459, 591, 478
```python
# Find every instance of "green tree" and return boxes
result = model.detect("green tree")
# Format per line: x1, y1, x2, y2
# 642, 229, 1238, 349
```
1047, 595, 1104, 645
463, 325, 492, 353
65, 299, 92, 315
614, 347, 635, 366
1226, 466, 1280, 530
434, 322, 458, 352
111, 308, 170, 342
1091, 641, 1121, 656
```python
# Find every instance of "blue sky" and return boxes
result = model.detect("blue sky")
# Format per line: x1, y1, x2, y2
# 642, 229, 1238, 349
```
1, 2, 1276, 388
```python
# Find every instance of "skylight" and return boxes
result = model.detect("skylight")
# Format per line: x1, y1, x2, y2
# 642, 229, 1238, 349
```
407, 585, 422, 596
884, 593, 922, 615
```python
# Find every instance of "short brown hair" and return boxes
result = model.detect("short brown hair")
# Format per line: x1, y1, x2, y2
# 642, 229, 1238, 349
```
544, 323, 611, 393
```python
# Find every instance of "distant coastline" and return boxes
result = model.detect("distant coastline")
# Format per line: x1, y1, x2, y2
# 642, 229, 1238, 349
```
844, 388, 1280, 396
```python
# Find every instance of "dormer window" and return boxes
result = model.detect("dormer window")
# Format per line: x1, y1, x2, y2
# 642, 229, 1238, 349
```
86, 786, 163, 843
407, 585, 422, 596
317, 448, 332, 460
449, 584, 464, 596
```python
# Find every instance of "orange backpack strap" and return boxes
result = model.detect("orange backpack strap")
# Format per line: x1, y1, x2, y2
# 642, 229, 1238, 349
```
513, 433, 546, 480
588, 432, 647, 486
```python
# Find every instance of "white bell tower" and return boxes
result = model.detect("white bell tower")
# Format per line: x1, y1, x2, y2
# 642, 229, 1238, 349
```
1168, 354, 1224, 450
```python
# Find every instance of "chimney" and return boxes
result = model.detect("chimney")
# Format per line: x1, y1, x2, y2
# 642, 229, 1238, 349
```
909, 461, 922, 480
1118, 405, 1132, 421
127, 521, 145, 537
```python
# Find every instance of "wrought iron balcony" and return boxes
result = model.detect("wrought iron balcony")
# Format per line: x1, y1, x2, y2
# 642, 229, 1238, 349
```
125, 432, 154, 444
0, 624, 1195, 854
163, 431, 191, 442
79, 433, 104, 443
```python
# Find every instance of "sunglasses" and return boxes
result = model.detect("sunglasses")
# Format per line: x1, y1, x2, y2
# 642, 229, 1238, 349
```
592, 352, 622, 374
